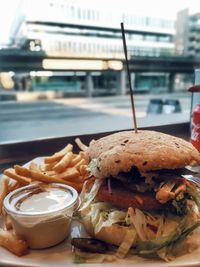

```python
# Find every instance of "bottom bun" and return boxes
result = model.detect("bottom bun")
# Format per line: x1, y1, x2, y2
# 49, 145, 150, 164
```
82, 218, 129, 246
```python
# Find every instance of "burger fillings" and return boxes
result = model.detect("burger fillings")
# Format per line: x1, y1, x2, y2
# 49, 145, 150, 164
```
77, 130, 200, 261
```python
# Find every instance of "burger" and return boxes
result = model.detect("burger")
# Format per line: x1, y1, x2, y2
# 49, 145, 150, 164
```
78, 130, 200, 260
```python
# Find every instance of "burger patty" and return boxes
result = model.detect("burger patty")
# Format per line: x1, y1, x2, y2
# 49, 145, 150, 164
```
97, 181, 162, 210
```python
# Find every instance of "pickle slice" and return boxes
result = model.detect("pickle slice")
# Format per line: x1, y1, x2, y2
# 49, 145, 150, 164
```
71, 238, 108, 253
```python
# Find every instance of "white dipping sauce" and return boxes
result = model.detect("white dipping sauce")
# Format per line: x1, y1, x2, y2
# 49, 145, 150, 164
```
19, 188, 73, 213
3, 183, 78, 249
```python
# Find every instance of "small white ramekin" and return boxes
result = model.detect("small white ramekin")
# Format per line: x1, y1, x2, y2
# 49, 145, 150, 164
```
4, 183, 78, 249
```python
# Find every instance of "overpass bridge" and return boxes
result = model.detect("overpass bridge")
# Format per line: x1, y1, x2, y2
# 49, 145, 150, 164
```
0, 49, 199, 94
0, 49, 199, 72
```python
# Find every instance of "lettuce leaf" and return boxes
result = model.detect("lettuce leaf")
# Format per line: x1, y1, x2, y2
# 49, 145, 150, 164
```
74, 252, 116, 264
132, 219, 200, 254
78, 178, 103, 211
186, 183, 200, 210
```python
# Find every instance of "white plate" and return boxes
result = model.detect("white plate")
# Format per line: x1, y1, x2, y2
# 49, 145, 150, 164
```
0, 220, 200, 267
1, 158, 200, 267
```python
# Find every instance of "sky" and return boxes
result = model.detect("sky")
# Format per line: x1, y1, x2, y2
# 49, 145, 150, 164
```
0, 0, 199, 45
72, 0, 200, 18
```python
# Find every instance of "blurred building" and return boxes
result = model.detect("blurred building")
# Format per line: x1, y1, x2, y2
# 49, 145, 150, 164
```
7, 0, 175, 94
10, 0, 175, 58
175, 9, 200, 57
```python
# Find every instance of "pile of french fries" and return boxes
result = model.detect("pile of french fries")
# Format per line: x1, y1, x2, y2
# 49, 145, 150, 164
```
0, 138, 90, 256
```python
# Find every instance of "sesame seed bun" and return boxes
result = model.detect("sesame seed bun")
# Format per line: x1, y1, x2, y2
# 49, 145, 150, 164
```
86, 130, 200, 178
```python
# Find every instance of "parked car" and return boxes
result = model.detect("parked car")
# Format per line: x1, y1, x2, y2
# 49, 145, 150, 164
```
162, 99, 182, 114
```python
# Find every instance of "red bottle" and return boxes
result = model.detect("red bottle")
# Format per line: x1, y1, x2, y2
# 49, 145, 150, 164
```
191, 104, 200, 152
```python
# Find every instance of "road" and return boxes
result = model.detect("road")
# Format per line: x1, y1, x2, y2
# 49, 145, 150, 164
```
0, 92, 191, 144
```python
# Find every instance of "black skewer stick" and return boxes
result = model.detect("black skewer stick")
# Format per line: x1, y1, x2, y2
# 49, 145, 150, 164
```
121, 22, 138, 133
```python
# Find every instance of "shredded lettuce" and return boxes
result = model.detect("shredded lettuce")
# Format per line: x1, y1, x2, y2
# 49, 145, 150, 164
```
159, 217, 179, 237
186, 183, 200, 210
77, 178, 200, 262
74, 252, 116, 264
164, 181, 200, 216
95, 210, 127, 234
78, 202, 200, 262
170, 197, 188, 216
127, 206, 200, 257
78, 179, 103, 211
85, 202, 127, 234
157, 246, 175, 262
95, 212, 109, 234
128, 208, 147, 241
131, 219, 200, 254
79, 179, 90, 203
128, 208, 166, 241
155, 215, 164, 239
85, 202, 111, 227
116, 227, 136, 258
92, 205, 109, 228
89, 159, 98, 177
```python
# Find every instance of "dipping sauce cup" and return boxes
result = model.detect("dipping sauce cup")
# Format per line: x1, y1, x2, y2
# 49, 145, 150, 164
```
3, 183, 78, 249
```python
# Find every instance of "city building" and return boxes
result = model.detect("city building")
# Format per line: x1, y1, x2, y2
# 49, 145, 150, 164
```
175, 9, 200, 58
7, 0, 175, 94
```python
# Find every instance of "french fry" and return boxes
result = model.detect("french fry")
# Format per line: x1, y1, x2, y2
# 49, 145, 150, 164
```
70, 154, 82, 166
79, 165, 90, 178
42, 161, 57, 171
16, 164, 53, 178
15, 164, 82, 191
0, 229, 28, 256
3, 169, 31, 186
75, 138, 88, 151
89, 139, 96, 146
44, 144, 73, 164
66, 182, 83, 193
8, 181, 20, 193
29, 161, 40, 172
73, 176, 86, 183
53, 152, 73, 173
30, 169, 82, 192
14, 165, 65, 184
74, 158, 87, 171
44, 171, 56, 176
14, 165, 30, 177
56, 167, 80, 181
0, 179, 8, 214
0, 139, 91, 258
80, 151, 87, 158
3, 215, 13, 230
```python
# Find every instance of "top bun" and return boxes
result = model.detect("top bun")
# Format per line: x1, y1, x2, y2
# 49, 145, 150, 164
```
86, 130, 200, 178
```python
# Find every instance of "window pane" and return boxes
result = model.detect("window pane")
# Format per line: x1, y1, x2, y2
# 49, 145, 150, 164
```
0, 0, 198, 144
